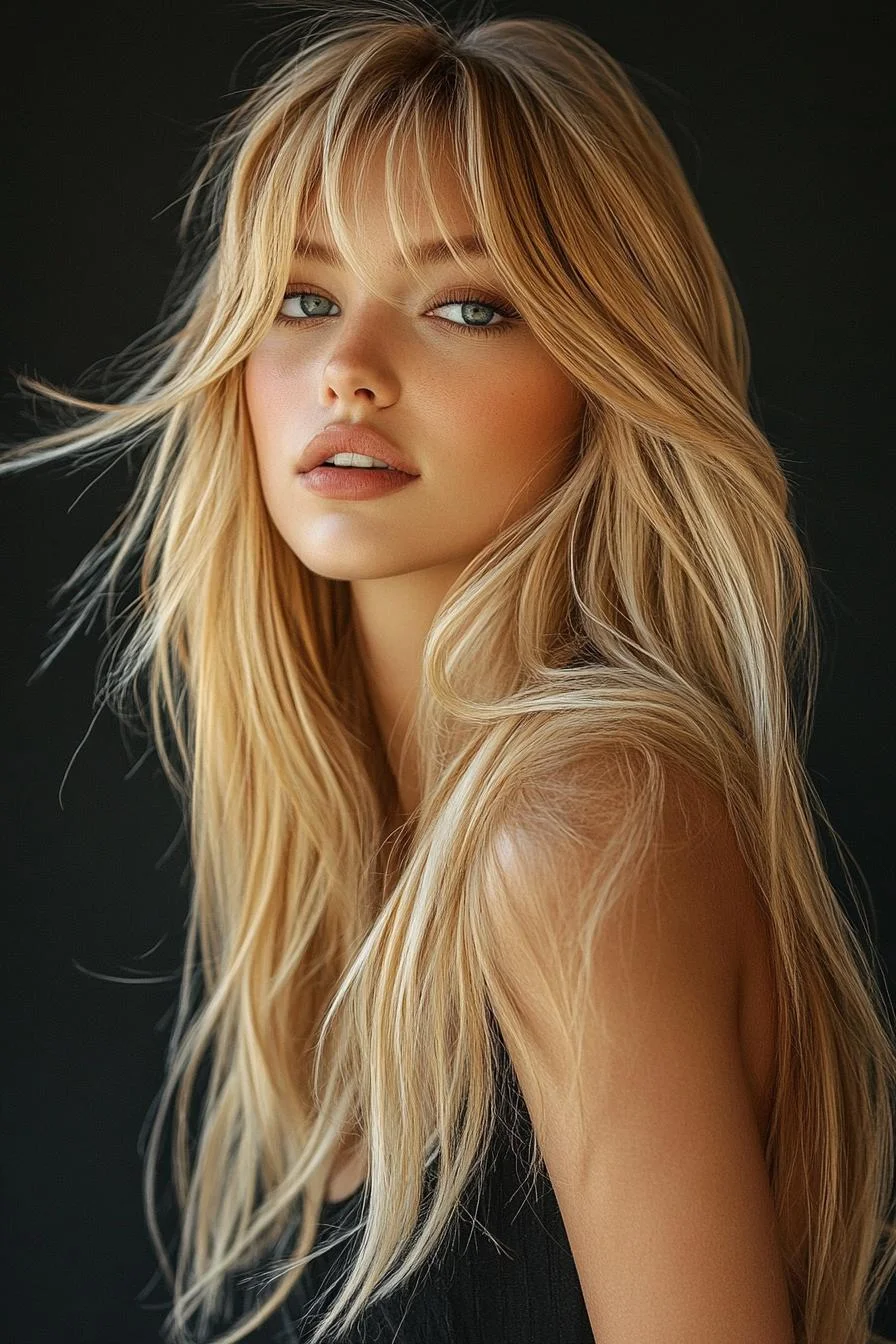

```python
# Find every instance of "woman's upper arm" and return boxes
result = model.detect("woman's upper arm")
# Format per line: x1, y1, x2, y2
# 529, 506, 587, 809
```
485, 763, 795, 1344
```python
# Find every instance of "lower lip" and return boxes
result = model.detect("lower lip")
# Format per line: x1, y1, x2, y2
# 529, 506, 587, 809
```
299, 466, 419, 499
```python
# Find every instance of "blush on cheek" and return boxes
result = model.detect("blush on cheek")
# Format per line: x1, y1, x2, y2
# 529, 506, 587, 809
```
244, 351, 307, 471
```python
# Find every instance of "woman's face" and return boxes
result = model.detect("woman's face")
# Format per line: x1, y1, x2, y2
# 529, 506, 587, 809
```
244, 142, 583, 583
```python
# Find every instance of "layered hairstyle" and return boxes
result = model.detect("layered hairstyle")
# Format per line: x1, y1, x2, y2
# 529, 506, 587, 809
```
4, 2, 895, 1341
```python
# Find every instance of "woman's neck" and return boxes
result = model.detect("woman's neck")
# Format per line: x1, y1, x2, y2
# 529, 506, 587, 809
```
349, 563, 467, 817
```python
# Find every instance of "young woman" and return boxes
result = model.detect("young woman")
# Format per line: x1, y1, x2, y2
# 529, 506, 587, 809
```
4, 3, 895, 1342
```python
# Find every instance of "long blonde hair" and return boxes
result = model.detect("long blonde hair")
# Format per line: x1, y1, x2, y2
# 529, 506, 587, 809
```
3, 3, 895, 1340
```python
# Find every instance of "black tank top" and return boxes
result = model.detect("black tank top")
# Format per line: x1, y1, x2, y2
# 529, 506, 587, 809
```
246, 1028, 596, 1342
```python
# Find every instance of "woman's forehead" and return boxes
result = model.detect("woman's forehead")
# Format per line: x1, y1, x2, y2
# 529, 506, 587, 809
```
300, 130, 473, 227
292, 171, 490, 277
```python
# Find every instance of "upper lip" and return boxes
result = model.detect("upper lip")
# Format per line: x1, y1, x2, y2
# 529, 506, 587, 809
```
298, 423, 419, 476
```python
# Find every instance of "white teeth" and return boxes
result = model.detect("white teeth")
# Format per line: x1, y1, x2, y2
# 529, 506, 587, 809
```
323, 452, 391, 469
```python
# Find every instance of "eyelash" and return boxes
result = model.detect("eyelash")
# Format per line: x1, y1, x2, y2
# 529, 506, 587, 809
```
274, 285, 522, 338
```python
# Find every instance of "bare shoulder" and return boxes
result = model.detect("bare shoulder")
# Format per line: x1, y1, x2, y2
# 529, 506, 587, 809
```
482, 749, 792, 1343
489, 750, 776, 1120
489, 748, 760, 1034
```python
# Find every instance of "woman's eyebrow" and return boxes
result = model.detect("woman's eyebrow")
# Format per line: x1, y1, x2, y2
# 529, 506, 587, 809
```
292, 233, 488, 267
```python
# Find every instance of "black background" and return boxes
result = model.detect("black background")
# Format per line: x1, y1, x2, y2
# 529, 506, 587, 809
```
2, 1, 894, 1339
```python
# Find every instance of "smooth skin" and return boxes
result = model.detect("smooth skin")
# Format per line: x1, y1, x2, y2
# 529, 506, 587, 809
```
490, 759, 794, 1343
244, 139, 584, 817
